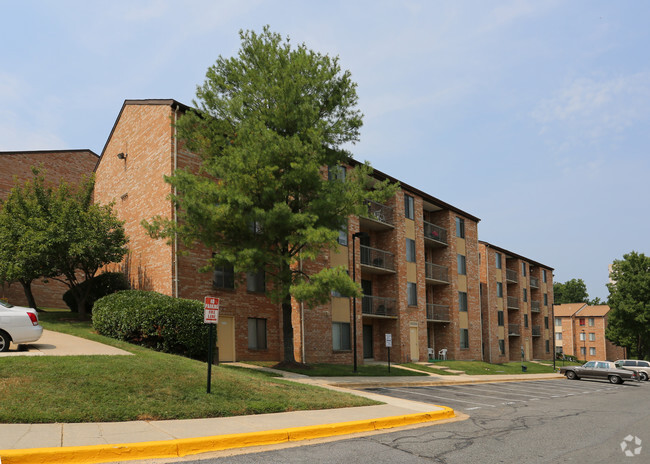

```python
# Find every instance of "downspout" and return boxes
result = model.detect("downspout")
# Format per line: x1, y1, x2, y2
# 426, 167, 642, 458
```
173, 105, 179, 298
300, 253, 305, 363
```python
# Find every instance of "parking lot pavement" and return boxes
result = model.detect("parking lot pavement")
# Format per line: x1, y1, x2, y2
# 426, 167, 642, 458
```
364, 379, 646, 412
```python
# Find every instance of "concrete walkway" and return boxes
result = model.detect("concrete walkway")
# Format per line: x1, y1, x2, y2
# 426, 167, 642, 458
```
0, 333, 562, 464
0, 329, 132, 357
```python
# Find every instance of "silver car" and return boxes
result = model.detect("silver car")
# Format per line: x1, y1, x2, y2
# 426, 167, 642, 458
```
0, 301, 43, 351
615, 359, 650, 381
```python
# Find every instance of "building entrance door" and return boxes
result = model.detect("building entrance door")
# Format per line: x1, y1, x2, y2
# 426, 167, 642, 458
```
409, 323, 420, 362
363, 324, 373, 358
217, 315, 235, 362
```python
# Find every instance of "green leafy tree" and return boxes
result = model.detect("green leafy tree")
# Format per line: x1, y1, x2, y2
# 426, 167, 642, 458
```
553, 278, 590, 304
145, 27, 395, 364
606, 252, 650, 359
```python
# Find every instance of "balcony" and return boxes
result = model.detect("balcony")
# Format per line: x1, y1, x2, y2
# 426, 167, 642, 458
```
360, 245, 396, 274
423, 221, 448, 247
426, 304, 450, 322
425, 262, 450, 285
530, 276, 539, 289
507, 296, 519, 310
359, 199, 394, 231
531, 300, 541, 313
361, 295, 397, 318
532, 325, 541, 337
508, 324, 520, 336
506, 269, 518, 283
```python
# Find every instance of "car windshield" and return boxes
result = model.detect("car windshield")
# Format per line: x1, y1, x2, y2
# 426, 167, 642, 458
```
0, 301, 14, 308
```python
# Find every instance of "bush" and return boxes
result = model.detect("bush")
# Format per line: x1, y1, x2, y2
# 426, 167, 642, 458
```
92, 290, 210, 359
63, 272, 131, 314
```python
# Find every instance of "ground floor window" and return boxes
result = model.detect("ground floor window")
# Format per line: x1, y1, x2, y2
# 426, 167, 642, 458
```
332, 322, 351, 351
580, 346, 586, 356
460, 328, 469, 349
248, 318, 267, 350
589, 347, 596, 356
545, 340, 550, 353
498, 339, 505, 355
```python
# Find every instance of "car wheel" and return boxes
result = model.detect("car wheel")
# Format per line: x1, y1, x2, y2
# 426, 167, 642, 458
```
566, 371, 578, 380
640, 372, 649, 382
609, 375, 623, 384
0, 330, 10, 352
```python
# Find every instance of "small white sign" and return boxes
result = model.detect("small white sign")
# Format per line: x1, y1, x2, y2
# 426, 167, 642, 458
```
204, 297, 220, 324
385, 333, 392, 348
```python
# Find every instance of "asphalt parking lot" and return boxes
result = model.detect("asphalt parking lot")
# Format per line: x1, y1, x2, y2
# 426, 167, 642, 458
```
364, 378, 646, 412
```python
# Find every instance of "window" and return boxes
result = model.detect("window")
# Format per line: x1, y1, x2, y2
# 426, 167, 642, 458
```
580, 347, 586, 356
499, 339, 505, 355
524, 313, 529, 328
579, 332, 586, 341
588, 318, 594, 327
589, 347, 596, 356
328, 165, 346, 181
579, 318, 586, 326
496, 282, 503, 298
406, 238, 416, 262
544, 316, 549, 329
522, 262, 526, 276
458, 291, 468, 312
543, 269, 547, 283
544, 293, 548, 306
455, 217, 465, 238
404, 194, 414, 220
247, 270, 265, 293
332, 322, 351, 351
337, 223, 348, 246
213, 264, 235, 289
523, 288, 528, 302
555, 332, 562, 340
589, 332, 596, 341
407, 282, 417, 306
495, 252, 502, 269
497, 311, 504, 326
457, 254, 467, 275
545, 340, 550, 353
460, 329, 469, 349
555, 317, 561, 326
248, 318, 267, 350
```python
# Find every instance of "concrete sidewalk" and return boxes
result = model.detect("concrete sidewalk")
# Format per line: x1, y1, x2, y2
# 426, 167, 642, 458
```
0, 330, 132, 357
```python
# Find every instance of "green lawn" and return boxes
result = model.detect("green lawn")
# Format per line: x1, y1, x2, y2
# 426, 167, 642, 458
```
430, 360, 558, 375
0, 311, 378, 424
399, 363, 460, 375
245, 361, 428, 377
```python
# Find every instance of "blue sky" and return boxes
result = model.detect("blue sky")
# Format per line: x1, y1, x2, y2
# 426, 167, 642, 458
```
2, 1, 649, 300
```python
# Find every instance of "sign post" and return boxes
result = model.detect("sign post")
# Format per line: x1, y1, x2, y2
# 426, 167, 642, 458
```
385, 334, 392, 375
204, 297, 220, 394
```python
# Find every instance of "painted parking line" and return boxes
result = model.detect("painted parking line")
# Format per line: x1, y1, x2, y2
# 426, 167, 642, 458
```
388, 388, 497, 408
441, 384, 541, 399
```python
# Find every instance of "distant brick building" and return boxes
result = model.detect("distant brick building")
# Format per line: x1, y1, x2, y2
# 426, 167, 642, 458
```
0, 150, 99, 308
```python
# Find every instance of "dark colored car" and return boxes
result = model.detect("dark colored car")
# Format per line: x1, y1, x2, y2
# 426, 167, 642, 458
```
560, 360, 638, 384
615, 359, 650, 381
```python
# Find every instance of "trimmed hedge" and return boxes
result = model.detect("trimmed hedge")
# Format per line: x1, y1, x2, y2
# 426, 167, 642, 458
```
92, 290, 210, 360
64, 272, 131, 314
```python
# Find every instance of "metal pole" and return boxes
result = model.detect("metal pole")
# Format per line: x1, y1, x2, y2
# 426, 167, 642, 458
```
352, 234, 358, 373
551, 303, 556, 372
207, 324, 215, 394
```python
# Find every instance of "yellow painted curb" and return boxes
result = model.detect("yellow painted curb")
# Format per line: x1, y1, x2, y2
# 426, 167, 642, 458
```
0, 407, 454, 464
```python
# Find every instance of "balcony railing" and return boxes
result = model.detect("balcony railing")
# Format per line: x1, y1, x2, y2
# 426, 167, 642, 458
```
508, 324, 520, 336
361, 295, 397, 317
360, 245, 395, 272
507, 296, 519, 310
426, 304, 450, 322
531, 300, 541, 313
506, 269, 518, 283
425, 262, 450, 284
532, 325, 541, 336
423, 221, 448, 246
530, 276, 539, 289
362, 199, 394, 227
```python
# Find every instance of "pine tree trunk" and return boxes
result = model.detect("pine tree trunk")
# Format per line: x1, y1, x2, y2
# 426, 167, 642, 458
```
20, 280, 38, 310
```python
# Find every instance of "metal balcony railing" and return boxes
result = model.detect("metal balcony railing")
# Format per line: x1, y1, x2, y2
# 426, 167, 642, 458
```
361, 295, 397, 317
532, 325, 541, 336
508, 324, 520, 336
423, 221, 447, 245
506, 269, 518, 283
530, 276, 539, 288
360, 245, 395, 272
362, 199, 394, 227
507, 296, 519, 310
425, 262, 450, 284
531, 301, 541, 313
426, 304, 450, 322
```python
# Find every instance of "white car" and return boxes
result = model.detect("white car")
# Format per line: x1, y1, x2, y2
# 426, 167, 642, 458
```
0, 300, 43, 351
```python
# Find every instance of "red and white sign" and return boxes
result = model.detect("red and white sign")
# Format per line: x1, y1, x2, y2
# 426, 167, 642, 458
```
204, 297, 220, 324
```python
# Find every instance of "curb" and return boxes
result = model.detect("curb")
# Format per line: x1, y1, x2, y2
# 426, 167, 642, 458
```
0, 407, 455, 464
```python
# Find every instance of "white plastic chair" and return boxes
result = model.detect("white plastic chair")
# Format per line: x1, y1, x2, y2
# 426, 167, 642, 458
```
438, 348, 447, 360
427, 348, 434, 359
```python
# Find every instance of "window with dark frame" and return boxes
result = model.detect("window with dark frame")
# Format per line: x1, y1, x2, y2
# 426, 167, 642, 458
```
338, 223, 348, 246
460, 328, 469, 349
523, 288, 527, 302
404, 194, 414, 220
246, 270, 265, 293
212, 264, 235, 289
524, 313, 529, 328
499, 339, 505, 355
455, 217, 465, 238
248, 318, 267, 350
458, 291, 468, 312
495, 252, 502, 269
497, 311, 504, 326
457, 254, 467, 275
332, 322, 351, 350
406, 238, 416, 262
407, 282, 417, 306
328, 165, 346, 181
497, 282, 503, 298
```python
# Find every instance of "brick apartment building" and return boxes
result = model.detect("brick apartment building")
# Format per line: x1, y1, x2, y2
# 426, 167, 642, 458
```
0, 150, 99, 307
553, 303, 625, 361
479, 242, 554, 363
1, 98, 553, 365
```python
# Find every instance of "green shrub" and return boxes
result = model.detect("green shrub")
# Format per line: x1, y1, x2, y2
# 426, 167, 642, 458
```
63, 272, 131, 314
92, 290, 210, 360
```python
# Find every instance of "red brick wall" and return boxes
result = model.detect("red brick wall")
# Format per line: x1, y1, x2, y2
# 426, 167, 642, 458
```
0, 150, 98, 308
